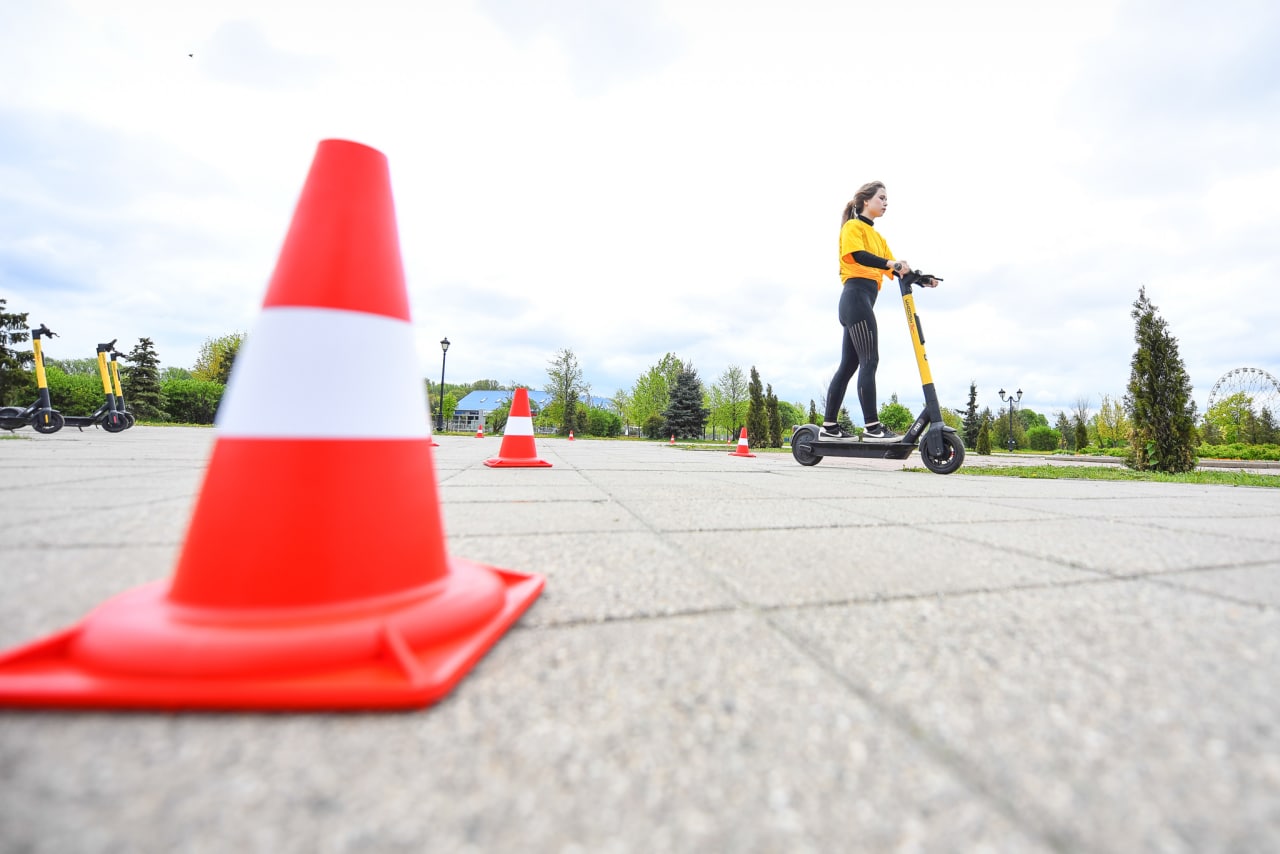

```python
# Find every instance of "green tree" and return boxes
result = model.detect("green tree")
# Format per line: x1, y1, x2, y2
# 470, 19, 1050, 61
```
122, 337, 167, 420
1094, 394, 1130, 449
45, 357, 98, 376
1017, 407, 1048, 431
1074, 415, 1089, 451
808, 399, 819, 426
664, 367, 709, 439
837, 406, 854, 433
1124, 287, 1197, 472
962, 381, 981, 449
1054, 410, 1074, 450
630, 353, 686, 432
746, 366, 767, 447
1203, 392, 1254, 445
777, 400, 804, 435
878, 393, 914, 432
1257, 407, 1278, 445
0, 300, 36, 406
643, 413, 668, 439
977, 408, 993, 455
545, 348, 588, 436
765, 384, 781, 447
713, 365, 748, 441
192, 333, 245, 384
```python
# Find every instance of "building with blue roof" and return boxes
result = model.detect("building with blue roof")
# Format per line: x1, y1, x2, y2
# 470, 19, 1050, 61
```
446, 389, 615, 433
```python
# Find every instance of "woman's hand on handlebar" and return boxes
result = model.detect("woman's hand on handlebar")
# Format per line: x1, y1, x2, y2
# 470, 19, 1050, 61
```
892, 259, 913, 276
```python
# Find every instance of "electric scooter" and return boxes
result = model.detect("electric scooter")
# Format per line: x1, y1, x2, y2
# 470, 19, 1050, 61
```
107, 344, 136, 429
61, 340, 129, 433
0, 324, 65, 433
791, 270, 965, 475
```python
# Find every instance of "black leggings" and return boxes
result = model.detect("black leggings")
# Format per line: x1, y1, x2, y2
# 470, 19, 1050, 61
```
824, 277, 880, 424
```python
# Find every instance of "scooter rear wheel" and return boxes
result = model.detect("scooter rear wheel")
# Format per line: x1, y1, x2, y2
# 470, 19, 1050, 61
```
32, 409, 65, 434
791, 425, 821, 466
921, 431, 965, 475
103, 412, 129, 433
0, 407, 23, 431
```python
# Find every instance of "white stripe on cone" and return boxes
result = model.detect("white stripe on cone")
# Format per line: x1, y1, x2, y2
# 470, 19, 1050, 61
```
217, 307, 431, 439
503, 415, 534, 436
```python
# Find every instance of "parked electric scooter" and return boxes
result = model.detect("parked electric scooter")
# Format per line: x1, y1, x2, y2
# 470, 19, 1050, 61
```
60, 340, 129, 433
0, 324, 64, 433
791, 270, 965, 474
107, 344, 136, 429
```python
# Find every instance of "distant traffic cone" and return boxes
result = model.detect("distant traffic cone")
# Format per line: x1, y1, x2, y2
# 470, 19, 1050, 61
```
730, 427, 756, 457
476, 423, 484, 438
670, 434, 675, 445
485, 387, 551, 468
0, 139, 544, 711
568, 430, 574, 441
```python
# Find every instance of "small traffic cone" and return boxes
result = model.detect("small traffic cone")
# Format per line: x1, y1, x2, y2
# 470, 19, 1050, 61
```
670, 434, 675, 445
485, 387, 551, 468
476, 423, 484, 438
0, 139, 544, 711
729, 427, 756, 457
568, 430, 574, 441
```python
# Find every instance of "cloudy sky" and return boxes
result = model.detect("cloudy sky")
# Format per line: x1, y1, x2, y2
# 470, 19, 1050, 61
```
3, 0, 1278, 422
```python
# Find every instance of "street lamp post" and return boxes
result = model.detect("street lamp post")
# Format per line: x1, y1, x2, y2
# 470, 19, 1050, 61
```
437, 337, 450, 432
999, 387, 1022, 452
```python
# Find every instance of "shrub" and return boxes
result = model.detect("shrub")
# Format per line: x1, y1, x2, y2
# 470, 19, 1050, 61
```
1027, 425, 1062, 451
585, 407, 622, 437
45, 366, 106, 415
162, 378, 224, 424
642, 413, 668, 440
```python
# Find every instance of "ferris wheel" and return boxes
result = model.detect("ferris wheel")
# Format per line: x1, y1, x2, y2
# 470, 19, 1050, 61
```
1206, 367, 1280, 415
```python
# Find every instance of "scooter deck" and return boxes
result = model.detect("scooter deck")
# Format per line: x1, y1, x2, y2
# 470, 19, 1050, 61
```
807, 438, 916, 460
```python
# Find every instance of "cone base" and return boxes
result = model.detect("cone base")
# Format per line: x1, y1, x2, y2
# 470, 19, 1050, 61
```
484, 457, 552, 468
0, 559, 544, 711
730, 449, 757, 457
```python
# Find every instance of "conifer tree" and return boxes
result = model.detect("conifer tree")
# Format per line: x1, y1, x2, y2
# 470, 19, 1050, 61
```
123, 337, 167, 420
766, 384, 781, 447
746, 366, 767, 447
0, 298, 34, 406
977, 407, 993, 455
1124, 287, 1197, 472
663, 367, 709, 439
962, 380, 981, 449
808, 399, 819, 426
1054, 410, 1074, 450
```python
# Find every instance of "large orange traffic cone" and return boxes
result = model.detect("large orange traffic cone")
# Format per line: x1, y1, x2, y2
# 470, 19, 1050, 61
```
0, 139, 544, 711
485, 387, 551, 468
730, 427, 756, 457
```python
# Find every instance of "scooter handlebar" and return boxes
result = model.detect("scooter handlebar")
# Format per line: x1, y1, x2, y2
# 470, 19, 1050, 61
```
32, 324, 56, 338
903, 271, 943, 288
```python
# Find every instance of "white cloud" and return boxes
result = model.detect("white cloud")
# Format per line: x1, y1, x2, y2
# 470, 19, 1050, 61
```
2, 0, 1277, 425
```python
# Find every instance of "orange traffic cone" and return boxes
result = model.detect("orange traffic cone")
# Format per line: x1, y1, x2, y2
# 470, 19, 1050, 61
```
568, 430, 574, 441
670, 434, 675, 445
730, 427, 756, 457
476, 423, 485, 438
485, 387, 551, 468
0, 139, 544, 711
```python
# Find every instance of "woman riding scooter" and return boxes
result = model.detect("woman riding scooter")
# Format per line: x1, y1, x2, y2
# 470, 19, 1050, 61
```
821, 181, 938, 441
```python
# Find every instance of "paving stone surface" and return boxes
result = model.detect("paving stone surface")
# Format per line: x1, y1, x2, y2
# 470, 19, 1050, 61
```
1, 427, 1277, 852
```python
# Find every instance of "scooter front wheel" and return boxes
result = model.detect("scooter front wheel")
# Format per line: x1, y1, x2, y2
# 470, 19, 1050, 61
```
103, 412, 129, 433
32, 409, 65, 434
921, 431, 965, 475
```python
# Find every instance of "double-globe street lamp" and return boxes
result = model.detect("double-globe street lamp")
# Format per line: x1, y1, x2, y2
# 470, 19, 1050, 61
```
999, 387, 1022, 452
437, 337, 450, 433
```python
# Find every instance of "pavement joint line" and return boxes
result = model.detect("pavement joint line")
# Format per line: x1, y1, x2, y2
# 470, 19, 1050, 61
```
1140, 575, 1276, 612
758, 608, 1079, 854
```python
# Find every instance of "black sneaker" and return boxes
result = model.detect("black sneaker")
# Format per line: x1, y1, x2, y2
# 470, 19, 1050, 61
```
818, 424, 856, 441
861, 424, 899, 442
